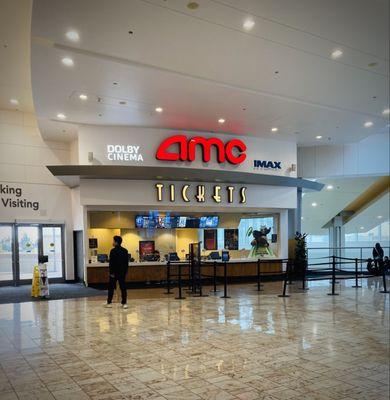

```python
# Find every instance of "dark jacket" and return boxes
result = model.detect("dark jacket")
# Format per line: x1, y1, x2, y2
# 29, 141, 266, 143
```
109, 245, 129, 276
373, 245, 384, 259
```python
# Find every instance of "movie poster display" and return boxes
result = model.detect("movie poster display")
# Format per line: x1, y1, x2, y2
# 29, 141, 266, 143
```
224, 229, 238, 250
139, 240, 155, 259
204, 229, 217, 250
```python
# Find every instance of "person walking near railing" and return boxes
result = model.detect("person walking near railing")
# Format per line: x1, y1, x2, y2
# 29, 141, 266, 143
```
373, 243, 384, 272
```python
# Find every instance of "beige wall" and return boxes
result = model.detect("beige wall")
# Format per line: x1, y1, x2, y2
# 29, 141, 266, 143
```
121, 228, 176, 260
88, 228, 120, 255
175, 229, 198, 257
0, 110, 75, 279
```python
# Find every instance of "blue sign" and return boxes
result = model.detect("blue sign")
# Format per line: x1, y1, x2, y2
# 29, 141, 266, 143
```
253, 160, 282, 169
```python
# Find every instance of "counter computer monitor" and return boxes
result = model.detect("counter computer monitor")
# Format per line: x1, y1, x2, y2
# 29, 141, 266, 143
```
221, 251, 230, 262
97, 254, 108, 263
168, 252, 180, 261
209, 251, 221, 260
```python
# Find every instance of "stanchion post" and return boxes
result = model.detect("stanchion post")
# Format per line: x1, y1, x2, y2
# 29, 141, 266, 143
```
327, 255, 339, 296
278, 260, 290, 297
220, 261, 230, 298
380, 264, 389, 294
164, 261, 172, 294
256, 259, 263, 291
198, 262, 208, 297
302, 260, 308, 291
175, 262, 186, 300
210, 261, 220, 293
352, 258, 361, 288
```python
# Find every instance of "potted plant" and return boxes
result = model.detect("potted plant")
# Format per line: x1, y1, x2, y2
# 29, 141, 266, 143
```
293, 232, 308, 277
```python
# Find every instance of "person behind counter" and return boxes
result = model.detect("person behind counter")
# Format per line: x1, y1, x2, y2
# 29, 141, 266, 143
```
104, 235, 129, 309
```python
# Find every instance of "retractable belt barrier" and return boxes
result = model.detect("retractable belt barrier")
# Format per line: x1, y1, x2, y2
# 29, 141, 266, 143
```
281, 255, 389, 297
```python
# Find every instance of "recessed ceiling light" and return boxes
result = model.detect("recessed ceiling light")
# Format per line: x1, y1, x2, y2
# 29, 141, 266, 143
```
311, 202, 317, 207
243, 19, 255, 30
301, 217, 304, 220
377, 215, 382, 219
382, 108, 390, 115
155, 107, 163, 113
316, 135, 322, 139
271, 127, 278, 132
65, 30, 80, 42
79, 94, 88, 100
331, 49, 343, 59
326, 185, 334, 190
364, 121, 373, 127
218, 118, 226, 124
9, 99, 19, 105
61, 57, 74, 67
56, 113, 66, 119
360, 226, 364, 230
187, 2, 199, 9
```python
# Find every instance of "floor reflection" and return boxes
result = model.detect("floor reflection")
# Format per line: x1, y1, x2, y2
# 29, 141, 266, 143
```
0, 278, 388, 399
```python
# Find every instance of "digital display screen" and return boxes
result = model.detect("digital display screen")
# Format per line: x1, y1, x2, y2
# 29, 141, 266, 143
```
135, 215, 218, 229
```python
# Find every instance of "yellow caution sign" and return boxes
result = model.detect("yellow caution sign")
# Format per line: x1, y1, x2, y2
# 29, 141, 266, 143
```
31, 265, 40, 297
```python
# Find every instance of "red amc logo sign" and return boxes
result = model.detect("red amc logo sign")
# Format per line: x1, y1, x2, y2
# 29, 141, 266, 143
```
156, 135, 247, 165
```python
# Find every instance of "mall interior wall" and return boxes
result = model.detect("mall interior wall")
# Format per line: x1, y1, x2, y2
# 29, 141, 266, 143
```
298, 133, 389, 178
0, 110, 75, 279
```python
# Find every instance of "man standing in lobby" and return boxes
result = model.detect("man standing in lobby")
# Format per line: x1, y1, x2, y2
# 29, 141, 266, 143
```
104, 236, 129, 309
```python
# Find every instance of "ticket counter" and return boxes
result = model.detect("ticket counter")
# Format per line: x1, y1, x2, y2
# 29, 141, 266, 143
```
86, 259, 283, 286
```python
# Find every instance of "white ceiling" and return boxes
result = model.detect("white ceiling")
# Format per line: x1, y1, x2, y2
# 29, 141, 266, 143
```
301, 176, 380, 234
344, 191, 389, 234
28, 0, 389, 143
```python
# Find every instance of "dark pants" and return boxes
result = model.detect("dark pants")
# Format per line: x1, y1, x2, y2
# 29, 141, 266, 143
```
107, 273, 127, 304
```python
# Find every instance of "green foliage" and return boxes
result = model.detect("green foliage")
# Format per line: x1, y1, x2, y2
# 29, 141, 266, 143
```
246, 227, 253, 237
294, 232, 308, 276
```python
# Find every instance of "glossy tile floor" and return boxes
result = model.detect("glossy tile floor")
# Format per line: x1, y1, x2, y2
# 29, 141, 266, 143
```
0, 278, 388, 400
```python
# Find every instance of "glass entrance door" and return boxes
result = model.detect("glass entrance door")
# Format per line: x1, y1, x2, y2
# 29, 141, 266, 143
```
0, 223, 65, 285
0, 225, 14, 282
42, 226, 63, 278
17, 225, 39, 281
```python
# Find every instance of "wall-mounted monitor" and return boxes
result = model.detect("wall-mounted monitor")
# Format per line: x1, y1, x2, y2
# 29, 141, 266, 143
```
135, 215, 219, 229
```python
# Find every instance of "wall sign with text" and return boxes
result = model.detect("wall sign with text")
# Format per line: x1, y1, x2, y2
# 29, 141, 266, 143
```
155, 183, 247, 204
106, 145, 144, 162
156, 135, 247, 165
253, 160, 282, 170
0, 184, 39, 211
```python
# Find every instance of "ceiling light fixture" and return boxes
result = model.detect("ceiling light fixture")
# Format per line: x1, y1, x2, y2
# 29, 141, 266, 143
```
56, 113, 66, 119
61, 57, 74, 67
65, 30, 80, 42
377, 215, 382, 219
155, 107, 163, 113
9, 99, 19, 105
271, 127, 278, 132
382, 108, 390, 115
187, 2, 199, 10
79, 94, 88, 100
243, 19, 255, 30
311, 202, 317, 207
316, 135, 322, 139
360, 226, 364, 230
364, 121, 373, 127
218, 118, 226, 124
326, 185, 334, 190
331, 49, 343, 59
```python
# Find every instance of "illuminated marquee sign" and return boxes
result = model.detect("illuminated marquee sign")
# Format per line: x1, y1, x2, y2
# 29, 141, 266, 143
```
156, 135, 246, 165
155, 183, 247, 204
107, 145, 143, 162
